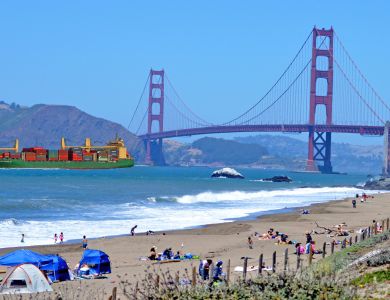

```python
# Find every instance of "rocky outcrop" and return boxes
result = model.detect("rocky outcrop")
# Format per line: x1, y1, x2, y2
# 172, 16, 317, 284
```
363, 177, 390, 190
211, 168, 244, 179
262, 176, 292, 183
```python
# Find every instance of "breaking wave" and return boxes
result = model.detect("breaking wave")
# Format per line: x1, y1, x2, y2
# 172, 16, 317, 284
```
173, 187, 363, 204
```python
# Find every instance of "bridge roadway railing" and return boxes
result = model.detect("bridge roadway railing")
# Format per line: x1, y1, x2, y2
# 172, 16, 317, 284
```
139, 124, 384, 140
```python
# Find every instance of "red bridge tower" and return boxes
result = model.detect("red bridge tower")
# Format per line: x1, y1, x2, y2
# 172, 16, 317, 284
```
306, 27, 334, 173
145, 69, 166, 165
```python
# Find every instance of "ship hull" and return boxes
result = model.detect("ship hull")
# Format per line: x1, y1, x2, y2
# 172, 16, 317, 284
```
0, 159, 134, 169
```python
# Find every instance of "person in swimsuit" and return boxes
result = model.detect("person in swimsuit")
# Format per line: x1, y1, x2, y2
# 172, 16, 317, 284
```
82, 235, 88, 249
59, 232, 64, 244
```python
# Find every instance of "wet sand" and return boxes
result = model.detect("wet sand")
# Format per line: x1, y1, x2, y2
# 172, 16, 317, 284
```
1, 192, 389, 295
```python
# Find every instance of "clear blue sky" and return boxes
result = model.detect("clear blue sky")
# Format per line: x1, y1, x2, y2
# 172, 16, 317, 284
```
0, 1, 389, 144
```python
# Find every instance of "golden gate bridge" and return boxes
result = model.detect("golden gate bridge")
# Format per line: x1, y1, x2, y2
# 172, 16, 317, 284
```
129, 27, 390, 174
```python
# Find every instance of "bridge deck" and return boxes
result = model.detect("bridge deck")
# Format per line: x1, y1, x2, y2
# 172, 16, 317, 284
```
139, 124, 384, 140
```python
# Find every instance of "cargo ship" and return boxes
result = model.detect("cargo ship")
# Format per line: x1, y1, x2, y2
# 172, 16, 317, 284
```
0, 137, 134, 169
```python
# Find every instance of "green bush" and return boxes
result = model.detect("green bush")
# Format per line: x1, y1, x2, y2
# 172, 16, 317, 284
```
352, 269, 390, 286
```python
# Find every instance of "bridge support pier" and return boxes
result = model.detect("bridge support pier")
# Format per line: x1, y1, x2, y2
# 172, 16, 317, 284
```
307, 131, 332, 173
145, 138, 165, 166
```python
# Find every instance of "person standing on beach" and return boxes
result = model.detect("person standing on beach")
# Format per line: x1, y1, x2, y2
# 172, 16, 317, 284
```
82, 235, 88, 249
352, 198, 357, 208
54, 233, 58, 244
59, 232, 64, 244
21, 233, 24, 243
130, 225, 137, 236
248, 236, 253, 249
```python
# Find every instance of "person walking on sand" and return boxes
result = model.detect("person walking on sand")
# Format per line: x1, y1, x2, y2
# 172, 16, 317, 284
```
59, 232, 64, 244
352, 198, 357, 208
130, 225, 137, 236
54, 233, 58, 244
248, 236, 253, 249
82, 235, 88, 249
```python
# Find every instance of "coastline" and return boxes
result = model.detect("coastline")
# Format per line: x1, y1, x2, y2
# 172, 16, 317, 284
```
0, 189, 370, 250
1, 190, 389, 295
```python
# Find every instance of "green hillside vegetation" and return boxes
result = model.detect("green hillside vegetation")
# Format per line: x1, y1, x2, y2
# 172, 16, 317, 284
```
192, 137, 268, 165
236, 134, 382, 173
0, 101, 144, 161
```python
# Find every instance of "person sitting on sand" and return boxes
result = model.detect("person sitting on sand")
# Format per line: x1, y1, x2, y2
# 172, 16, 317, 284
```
336, 225, 349, 236
149, 247, 157, 260
202, 259, 213, 280
277, 233, 289, 244
295, 243, 305, 255
162, 248, 174, 260
310, 241, 323, 254
258, 233, 271, 240
271, 231, 280, 239
301, 209, 310, 215
212, 260, 224, 282
173, 251, 181, 259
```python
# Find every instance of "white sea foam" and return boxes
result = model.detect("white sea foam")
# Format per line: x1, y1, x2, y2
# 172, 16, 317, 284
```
0, 187, 379, 248
174, 187, 363, 204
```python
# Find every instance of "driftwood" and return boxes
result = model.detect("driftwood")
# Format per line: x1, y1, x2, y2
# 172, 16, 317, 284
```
313, 222, 335, 234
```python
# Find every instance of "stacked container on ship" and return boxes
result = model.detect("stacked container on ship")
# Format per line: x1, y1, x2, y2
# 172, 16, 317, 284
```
0, 137, 134, 169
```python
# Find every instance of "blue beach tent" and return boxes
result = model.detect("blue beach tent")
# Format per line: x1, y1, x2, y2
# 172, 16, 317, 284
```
78, 249, 111, 275
0, 249, 52, 268
0, 250, 70, 282
40, 254, 71, 282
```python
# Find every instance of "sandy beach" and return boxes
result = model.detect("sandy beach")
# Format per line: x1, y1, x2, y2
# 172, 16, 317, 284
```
1, 191, 389, 295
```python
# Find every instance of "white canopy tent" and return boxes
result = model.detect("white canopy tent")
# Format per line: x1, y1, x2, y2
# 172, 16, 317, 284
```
0, 263, 53, 294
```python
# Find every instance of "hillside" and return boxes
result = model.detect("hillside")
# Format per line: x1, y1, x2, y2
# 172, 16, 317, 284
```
163, 135, 383, 174
236, 134, 382, 173
163, 137, 303, 169
0, 101, 144, 161
0, 101, 383, 173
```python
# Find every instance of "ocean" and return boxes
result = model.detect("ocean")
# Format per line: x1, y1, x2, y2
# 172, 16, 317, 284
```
0, 166, 371, 248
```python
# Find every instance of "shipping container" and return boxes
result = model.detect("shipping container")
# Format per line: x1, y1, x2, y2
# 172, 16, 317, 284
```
47, 150, 58, 158
24, 152, 36, 161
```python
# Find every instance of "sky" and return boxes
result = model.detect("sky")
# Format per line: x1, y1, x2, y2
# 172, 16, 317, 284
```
0, 1, 389, 145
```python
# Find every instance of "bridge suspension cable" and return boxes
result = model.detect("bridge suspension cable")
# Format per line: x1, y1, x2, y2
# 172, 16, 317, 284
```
130, 27, 389, 138
165, 74, 213, 126
318, 29, 389, 126
127, 72, 150, 130
334, 32, 390, 113
222, 29, 314, 126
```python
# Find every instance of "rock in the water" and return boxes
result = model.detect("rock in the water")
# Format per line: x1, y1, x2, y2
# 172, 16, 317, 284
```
363, 177, 390, 190
262, 176, 292, 183
211, 167, 244, 179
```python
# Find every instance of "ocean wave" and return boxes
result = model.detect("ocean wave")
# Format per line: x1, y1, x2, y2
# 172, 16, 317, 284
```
0, 218, 27, 226
147, 196, 177, 203
172, 187, 363, 204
